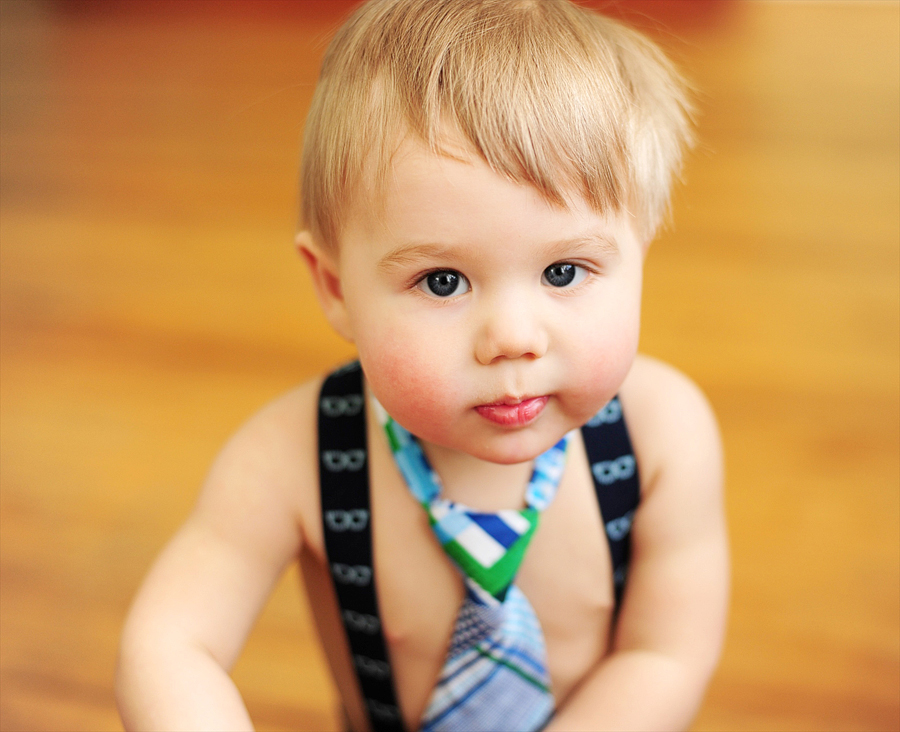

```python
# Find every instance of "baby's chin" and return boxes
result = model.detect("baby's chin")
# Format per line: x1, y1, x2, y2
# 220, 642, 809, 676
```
435, 424, 573, 466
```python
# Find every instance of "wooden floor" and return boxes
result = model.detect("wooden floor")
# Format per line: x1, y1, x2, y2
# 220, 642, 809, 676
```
1, 1, 898, 730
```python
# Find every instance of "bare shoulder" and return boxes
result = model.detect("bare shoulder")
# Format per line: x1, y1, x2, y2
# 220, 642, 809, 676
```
193, 375, 326, 558
211, 376, 323, 482
618, 354, 723, 505
609, 359, 729, 690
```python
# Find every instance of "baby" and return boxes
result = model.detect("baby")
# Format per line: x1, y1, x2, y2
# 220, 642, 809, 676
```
116, 1, 729, 730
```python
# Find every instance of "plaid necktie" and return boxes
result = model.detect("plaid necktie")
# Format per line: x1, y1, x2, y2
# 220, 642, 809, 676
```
374, 399, 570, 732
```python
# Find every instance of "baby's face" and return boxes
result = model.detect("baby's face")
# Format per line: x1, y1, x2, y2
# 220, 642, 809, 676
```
336, 136, 644, 465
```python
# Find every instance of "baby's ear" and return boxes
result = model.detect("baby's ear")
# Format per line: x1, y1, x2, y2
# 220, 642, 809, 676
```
295, 231, 354, 342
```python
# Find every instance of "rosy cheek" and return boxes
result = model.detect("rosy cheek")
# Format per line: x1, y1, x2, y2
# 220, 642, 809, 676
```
567, 316, 639, 413
358, 328, 456, 436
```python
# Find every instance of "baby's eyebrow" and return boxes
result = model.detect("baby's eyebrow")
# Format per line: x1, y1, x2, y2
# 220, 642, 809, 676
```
377, 243, 455, 273
544, 233, 620, 258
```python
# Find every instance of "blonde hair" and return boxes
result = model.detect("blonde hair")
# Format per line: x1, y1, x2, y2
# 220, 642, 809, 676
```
301, 0, 693, 250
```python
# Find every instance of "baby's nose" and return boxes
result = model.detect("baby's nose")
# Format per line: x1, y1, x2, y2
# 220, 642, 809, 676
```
474, 299, 548, 365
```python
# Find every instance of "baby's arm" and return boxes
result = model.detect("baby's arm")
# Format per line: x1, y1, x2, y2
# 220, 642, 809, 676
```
115, 389, 312, 730
547, 358, 729, 732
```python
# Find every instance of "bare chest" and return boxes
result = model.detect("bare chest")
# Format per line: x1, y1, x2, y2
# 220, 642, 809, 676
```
300, 429, 617, 731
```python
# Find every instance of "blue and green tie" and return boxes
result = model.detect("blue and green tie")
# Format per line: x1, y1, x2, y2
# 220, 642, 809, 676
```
374, 399, 570, 732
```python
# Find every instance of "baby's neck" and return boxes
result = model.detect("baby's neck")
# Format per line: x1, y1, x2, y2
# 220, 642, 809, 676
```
419, 440, 536, 512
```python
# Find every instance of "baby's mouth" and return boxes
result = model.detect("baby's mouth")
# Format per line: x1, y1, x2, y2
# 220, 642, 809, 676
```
474, 396, 549, 427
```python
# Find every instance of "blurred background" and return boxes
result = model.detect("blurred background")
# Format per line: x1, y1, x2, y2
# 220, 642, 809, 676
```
1, 1, 897, 730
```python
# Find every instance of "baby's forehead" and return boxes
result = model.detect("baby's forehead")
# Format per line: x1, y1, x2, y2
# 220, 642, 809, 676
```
345, 130, 605, 228
337, 135, 637, 259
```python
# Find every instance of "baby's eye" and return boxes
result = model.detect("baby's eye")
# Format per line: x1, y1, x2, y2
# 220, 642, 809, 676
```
542, 262, 587, 288
418, 269, 470, 298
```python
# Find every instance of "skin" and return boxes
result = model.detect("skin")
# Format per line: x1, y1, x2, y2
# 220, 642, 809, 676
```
115, 135, 729, 732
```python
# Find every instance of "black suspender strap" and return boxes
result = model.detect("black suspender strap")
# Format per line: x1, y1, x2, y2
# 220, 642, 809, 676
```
579, 396, 641, 609
318, 362, 405, 732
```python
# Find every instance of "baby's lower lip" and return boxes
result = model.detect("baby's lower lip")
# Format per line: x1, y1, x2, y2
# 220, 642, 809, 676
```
475, 396, 549, 427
